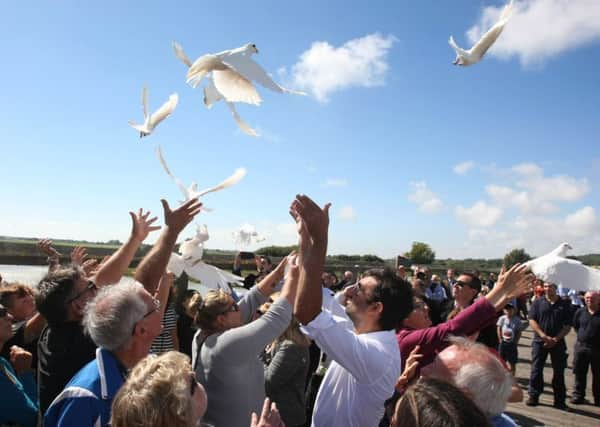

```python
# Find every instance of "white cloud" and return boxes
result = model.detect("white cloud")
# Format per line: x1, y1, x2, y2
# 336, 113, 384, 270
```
286, 33, 396, 102
564, 206, 598, 236
455, 201, 503, 228
339, 205, 357, 221
453, 161, 475, 175
322, 178, 348, 188
408, 182, 444, 214
485, 163, 590, 215
467, 0, 600, 67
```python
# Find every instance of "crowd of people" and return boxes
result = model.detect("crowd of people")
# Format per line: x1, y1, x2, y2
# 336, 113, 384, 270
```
1, 194, 599, 427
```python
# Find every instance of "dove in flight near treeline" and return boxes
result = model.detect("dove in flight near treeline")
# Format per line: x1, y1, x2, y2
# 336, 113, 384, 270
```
156, 145, 247, 205
167, 224, 243, 291
172, 42, 259, 137
177, 42, 306, 104
449, 0, 514, 66
233, 223, 267, 247
128, 86, 178, 137
524, 242, 600, 292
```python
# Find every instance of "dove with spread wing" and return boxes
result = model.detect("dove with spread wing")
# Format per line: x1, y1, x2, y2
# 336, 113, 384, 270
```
177, 42, 305, 104
167, 224, 243, 291
173, 42, 259, 137
449, 0, 514, 66
156, 145, 246, 205
524, 243, 600, 292
128, 86, 178, 137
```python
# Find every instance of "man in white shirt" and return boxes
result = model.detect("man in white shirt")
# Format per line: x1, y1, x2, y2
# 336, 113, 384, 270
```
289, 194, 414, 427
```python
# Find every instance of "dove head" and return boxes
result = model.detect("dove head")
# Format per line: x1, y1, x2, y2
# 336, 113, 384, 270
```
244, 43, 259, 54
553, 242, 573, 257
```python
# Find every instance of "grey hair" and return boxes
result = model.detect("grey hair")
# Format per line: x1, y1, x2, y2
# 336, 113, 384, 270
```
83, 281, 148, 351
447, 335, 513, 416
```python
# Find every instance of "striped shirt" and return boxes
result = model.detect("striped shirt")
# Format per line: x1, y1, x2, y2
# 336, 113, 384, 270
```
150, 303, 178, 354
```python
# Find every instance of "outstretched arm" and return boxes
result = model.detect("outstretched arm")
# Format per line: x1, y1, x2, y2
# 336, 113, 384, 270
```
93, 209, 160, 287
135, 199, 203, 293
290, 194, 331, 324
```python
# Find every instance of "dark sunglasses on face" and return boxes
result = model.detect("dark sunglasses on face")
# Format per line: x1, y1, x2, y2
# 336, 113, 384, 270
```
0, 306, 7, 318
66, 281, 97, 304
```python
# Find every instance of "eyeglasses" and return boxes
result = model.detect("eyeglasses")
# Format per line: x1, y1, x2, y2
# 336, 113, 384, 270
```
356, 282, 381, 305
142, 298, 161, 319
0, 306, 7, 318
132, 298, 161, 336
66, 280, 97, 304
220, 302, 239, 315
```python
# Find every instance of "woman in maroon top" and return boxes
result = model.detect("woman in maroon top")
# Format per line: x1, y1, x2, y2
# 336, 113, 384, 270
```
396, 264, 532, 375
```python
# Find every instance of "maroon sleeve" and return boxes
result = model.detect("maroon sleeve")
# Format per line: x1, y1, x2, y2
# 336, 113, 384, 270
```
397, 297, 497, 370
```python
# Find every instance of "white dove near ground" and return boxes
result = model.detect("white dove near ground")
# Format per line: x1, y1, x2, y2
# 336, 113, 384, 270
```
173, 42, 259, 137
524, 243, 600, 292
449, 0, 514, 66
233, 223, 267, 247
167, 225, 243, 291
128, 87, 178, 137
156, 145, 246, 204
179, 42, 305, 104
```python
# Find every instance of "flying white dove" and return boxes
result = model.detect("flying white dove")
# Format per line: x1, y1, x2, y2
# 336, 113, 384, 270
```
167, 225, 243, 291
128, 86, 178, 137
156, 145, 246, 204
449, 0, 514, 66
179, 42, 305, 104
173, 42, 259, 137
524, 243, 600, 292
233, 223, 267, 247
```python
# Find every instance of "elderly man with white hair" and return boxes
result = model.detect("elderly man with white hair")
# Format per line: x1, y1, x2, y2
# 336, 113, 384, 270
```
422, 335, 517, 427
44, 198, 202, 427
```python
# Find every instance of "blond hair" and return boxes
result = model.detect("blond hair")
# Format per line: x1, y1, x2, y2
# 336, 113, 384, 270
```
111, 351, 196, 427
189, 289, 231, 331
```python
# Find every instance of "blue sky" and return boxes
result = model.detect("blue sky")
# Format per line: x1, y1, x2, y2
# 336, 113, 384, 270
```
1, 0, 599, 259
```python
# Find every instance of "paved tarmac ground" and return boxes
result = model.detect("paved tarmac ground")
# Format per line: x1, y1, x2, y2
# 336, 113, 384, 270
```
506, 327, 600, 426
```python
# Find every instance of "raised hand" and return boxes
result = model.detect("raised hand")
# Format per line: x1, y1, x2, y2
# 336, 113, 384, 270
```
70, 246, 88, 266
161, 198, 203, 234
251, 398, 284, 427
487, 263, 534, 310
37, 239, 61, 258
289, 194, 331, 248
81, 258, 99, 277
129, 208, 161, 242
396, 345, 423, 390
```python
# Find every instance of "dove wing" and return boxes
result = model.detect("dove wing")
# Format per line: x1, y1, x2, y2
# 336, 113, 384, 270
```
223, 52, 287, 93
536, 257, 600, 292
226, 102, 259, 137
204, 77, 224, 108
167, 253, 186, 277
212, 68, 262, 105
469, 0, 513, 59
142, 86, 149, 120
172, 41, 193, 68
186, 54, 228, 88
196, 168, 247, 197
156, 145, 190, 200
149, 93, 178, 129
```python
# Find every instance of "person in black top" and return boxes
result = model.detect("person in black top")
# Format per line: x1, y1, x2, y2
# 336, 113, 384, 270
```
526, 282, 572, 410
36, 209, 160, 413
571, 291, 600, 406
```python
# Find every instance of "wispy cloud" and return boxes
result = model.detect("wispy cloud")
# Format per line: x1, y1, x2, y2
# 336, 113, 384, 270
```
339, 205, 357, 221
284, 33, 396, 102
456, 201, 503, 228
453, 161, 475, 175
322, 178, 348, 188
408, 181, 444, 214
467, 0, 600, 67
